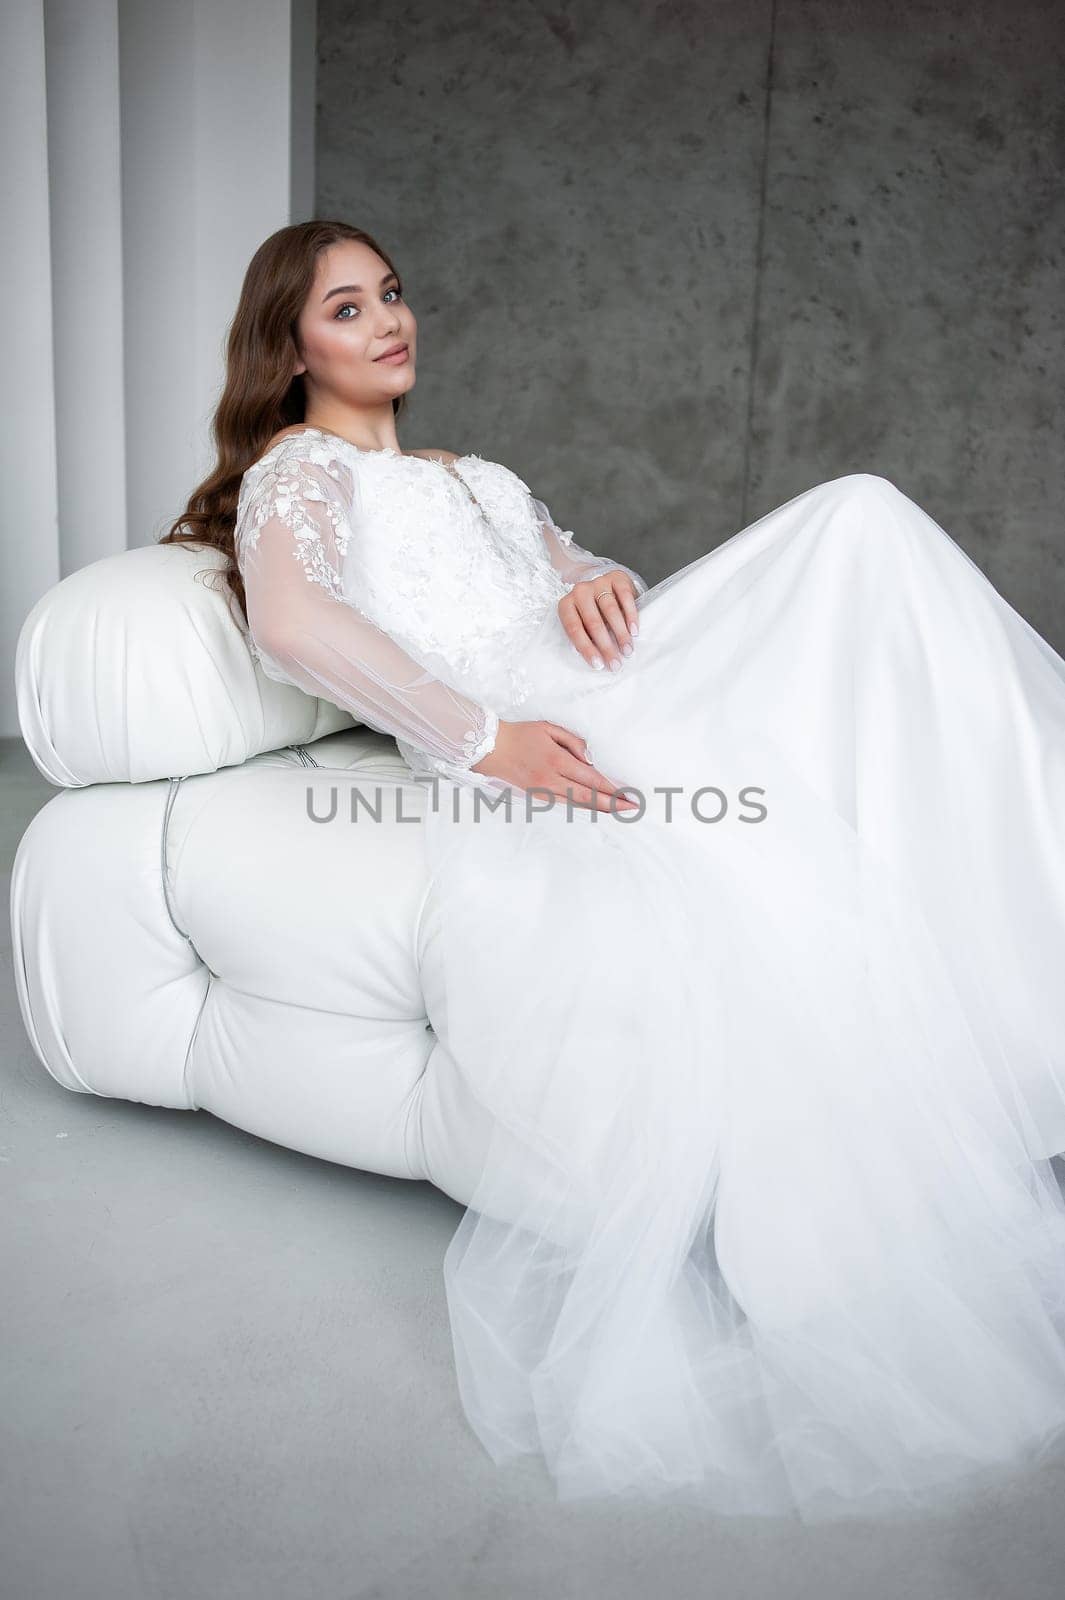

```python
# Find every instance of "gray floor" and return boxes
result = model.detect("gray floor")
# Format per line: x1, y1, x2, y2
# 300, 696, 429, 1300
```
3, 734, 1065, 1600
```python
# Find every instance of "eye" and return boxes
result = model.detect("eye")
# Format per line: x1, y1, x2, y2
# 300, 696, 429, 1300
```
334, 286, 403, 321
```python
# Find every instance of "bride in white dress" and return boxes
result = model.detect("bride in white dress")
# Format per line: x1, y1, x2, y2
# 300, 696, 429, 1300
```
167, 221, 1065, 1524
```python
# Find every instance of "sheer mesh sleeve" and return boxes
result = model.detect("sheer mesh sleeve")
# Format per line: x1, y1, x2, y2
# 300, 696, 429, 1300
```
236, 453, 499, 784
529, 494, 649, 599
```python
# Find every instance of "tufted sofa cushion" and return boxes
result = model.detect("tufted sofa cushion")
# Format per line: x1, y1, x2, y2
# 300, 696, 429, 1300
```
10, 541, 511, 1211
15, 542, 359, 787
10, 728, 497, 1207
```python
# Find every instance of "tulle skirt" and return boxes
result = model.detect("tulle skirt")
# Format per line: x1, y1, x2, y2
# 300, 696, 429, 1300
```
418, 473, 1065, 1523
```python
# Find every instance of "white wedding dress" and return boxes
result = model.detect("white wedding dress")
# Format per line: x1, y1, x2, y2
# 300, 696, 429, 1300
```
235, 426, 1065, 1523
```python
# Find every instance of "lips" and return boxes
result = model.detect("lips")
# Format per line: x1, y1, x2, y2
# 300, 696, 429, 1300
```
375, 343, 409, 361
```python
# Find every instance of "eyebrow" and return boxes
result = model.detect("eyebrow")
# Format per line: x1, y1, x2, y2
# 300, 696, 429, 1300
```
322, 271, 399, 304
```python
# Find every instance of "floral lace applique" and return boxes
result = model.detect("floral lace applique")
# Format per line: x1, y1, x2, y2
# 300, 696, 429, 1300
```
335, 451, 570, 714
237, 449, 355, 602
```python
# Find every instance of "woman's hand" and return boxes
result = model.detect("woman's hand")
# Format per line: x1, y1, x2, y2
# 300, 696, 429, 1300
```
560, 569, 640, 672
472, 720, 639, 812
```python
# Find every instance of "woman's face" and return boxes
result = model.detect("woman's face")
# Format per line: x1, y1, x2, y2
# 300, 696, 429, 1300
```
292, 239, 417, 406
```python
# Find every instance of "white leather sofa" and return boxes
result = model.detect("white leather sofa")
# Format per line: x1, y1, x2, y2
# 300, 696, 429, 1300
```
10, 542, 496, 1207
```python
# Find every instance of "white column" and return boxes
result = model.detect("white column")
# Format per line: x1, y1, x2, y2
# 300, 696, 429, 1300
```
44, 0, 127, 577
290, 0, 317, 221
189, 0, 312, 479
120, 0, 312, 546
117, 0, 200, 548
0, 0, 59, 741
2, 0, 316, 737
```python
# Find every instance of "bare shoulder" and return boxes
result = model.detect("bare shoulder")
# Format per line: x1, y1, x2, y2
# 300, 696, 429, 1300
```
406, 448, 462, 464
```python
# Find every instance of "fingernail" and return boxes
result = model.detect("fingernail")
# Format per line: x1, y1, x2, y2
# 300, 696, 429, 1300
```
609, 658, 622, 672
622, 643, 633, 657
592, 655, 605, 670
631, 625, 639, 638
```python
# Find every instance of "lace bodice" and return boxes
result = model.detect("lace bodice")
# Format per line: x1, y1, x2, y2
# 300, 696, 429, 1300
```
233, 427, 648, 786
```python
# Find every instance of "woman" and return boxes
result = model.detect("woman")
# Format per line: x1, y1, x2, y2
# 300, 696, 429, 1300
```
164, 220, 1065, 1523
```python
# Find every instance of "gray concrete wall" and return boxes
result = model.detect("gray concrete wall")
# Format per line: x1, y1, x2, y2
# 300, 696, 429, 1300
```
317, 0, 1065, 649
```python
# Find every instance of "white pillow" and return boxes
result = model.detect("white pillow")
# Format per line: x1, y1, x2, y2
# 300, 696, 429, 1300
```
15, 542, 359, 786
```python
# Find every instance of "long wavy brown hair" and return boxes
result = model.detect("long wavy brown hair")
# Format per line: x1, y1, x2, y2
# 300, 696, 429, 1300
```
159, 219, 407, 623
